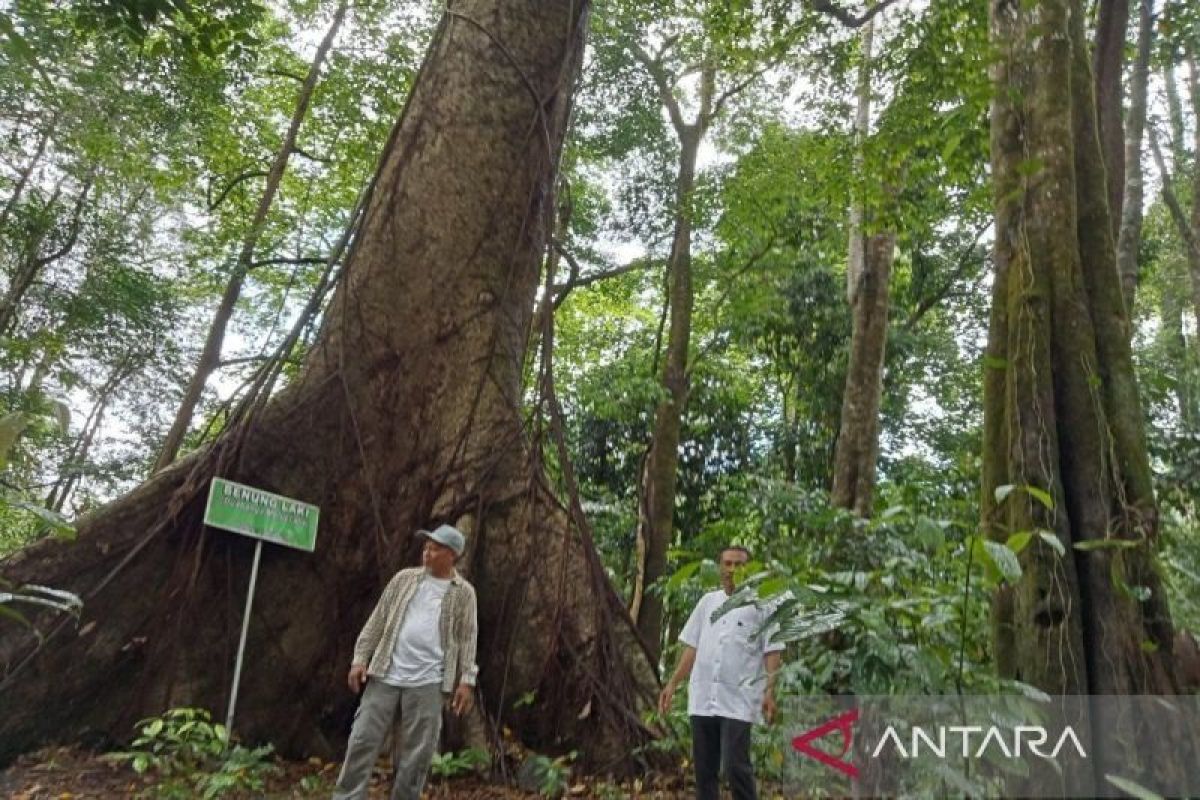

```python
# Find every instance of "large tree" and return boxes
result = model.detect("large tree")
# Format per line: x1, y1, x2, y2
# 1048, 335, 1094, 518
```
0, 0, 657, 768
983, 0, 1192, 787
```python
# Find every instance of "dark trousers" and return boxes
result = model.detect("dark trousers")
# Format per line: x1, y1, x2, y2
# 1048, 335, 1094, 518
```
691, 714, 757, 800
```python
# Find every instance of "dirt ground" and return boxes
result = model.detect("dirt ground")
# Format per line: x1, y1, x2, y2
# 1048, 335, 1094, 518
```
0, 746, 707, 799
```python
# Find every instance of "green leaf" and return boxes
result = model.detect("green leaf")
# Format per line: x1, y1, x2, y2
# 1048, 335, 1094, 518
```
1005, 531, 1033, 554
993, 484, 1015, 504
666, 561, 701, 589
1025, 486, 1053, 510
1037, 530, 1066, 556
756, 575, 790, 599
983, 539, 1022, 583
1104, 774, 1164, 800
8, 499, 75, 537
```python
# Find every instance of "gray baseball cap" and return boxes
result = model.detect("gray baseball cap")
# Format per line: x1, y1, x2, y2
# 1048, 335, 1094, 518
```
417, 523, 466, 556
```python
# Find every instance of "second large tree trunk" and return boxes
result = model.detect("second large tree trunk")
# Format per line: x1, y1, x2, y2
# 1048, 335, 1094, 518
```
0, 0, 657, 769
984, 0, 1190, 790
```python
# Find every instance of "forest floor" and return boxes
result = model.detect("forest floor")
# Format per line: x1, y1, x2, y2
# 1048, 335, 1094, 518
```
0, 746, 747, 799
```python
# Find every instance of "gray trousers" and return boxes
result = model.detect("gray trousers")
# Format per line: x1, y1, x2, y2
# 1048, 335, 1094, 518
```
332, 680, 444, 800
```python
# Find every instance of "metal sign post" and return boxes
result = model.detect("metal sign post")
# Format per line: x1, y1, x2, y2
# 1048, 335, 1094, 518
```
226, 538, 263, 734
203, 478, 319, 740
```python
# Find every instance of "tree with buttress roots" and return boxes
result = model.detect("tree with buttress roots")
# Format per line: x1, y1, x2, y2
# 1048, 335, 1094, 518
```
0, 0, 659, 769
984, 0, 1199, 791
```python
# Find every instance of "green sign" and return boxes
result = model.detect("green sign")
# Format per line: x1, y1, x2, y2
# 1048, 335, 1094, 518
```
204, 478, 319, 552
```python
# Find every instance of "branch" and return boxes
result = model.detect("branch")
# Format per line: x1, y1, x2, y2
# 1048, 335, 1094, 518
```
264, 68, 306, 83
903, 219, 992, 330
247, 255, 329, 271
811, 0, 900, 28
550, 242, 651, 307
208, 169, 268, 211
292, 147, 333, 164
36, 175, 93, 267
1149, 127, 1200, 263
628, 40, 687, 135
686, 232, 780, 374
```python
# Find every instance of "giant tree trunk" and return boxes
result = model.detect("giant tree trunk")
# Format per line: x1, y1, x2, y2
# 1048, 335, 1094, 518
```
984, 0, 1188, 789
0, 0, 657, 769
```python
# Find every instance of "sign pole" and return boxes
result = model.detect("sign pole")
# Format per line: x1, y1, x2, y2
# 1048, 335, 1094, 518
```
225, 538, 264, 737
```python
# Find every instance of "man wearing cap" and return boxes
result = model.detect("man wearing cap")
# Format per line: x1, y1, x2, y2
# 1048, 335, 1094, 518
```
332, 524, 479, 800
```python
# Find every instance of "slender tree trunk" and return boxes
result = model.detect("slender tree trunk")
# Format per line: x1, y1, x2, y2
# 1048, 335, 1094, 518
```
1116, 0, 1154, 314
0, 0, 657, 769
0, 112, 56, 234
1160, 273, 1194, 427
1149, 128, 1200, 343
631, 124, 700, 663
1093, 0, 1129, 240
153, 0, 349, 472
831, 17, 893, 517
45, 361, 131, 513
985, 0, 1188, 789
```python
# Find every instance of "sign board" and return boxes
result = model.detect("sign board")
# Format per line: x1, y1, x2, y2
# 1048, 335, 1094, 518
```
204, 477, 318, 552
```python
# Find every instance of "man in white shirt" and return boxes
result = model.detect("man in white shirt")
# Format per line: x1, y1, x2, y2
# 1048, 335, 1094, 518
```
658, 546, 784, 800
332, 524, 478, 800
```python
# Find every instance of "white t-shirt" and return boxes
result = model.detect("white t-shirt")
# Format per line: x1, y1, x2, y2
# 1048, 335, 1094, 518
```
680, 589, 785, 723
382, 575, 451, 687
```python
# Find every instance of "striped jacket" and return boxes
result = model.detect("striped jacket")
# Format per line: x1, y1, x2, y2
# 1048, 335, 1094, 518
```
351, 567, 479, 692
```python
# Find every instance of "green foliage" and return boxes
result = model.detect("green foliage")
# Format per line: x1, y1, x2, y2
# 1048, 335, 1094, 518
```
525, 750, 576, 798
429, 746, 490, 779
108, 707, 277, 799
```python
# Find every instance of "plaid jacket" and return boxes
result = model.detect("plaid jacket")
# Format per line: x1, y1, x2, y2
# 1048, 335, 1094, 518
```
352, 567, 478, 692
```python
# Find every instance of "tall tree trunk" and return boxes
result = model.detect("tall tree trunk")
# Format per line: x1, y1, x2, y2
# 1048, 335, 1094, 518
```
153, 0, 349, 472
1093, 0, 1129, 240
985, 0, 1188, 789
1116, 0, 1154, 314
0, 0, 656, 769
831, 16, 893, 517
631, 123, 700, 664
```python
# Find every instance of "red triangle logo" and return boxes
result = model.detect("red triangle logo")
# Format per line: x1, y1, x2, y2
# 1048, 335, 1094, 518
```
791, 707, 859, 778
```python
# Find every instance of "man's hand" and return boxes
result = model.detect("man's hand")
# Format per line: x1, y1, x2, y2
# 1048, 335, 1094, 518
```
762, 692, 777, 724
451, 683, 474, 716
658, 683, 676, 715
347, 664, 368, 694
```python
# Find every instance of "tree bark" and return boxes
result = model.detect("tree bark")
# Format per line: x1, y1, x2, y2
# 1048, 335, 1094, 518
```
0, 0, 657, 770
831, 16, 893, 517
631, 123, 700, 664
1115, 0, 1154, 315
985, 0, 1189, 789
625, 45, 718, 663
1093, 0, 1129, 241
831, 232, 893, 515
153, 0, 348, 472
